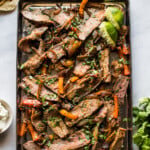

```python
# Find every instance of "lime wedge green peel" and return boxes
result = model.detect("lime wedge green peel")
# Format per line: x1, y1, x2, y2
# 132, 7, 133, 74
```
99, 21, 118, 47
105, 7, 124, 30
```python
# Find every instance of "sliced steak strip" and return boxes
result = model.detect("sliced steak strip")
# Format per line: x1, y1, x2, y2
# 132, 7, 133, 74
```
46, 42, 66, 63
65, 82, 85, 101
65, 99, 103, 127
66, 70, 102, 102
40, 86, 60, 102
19, 76, 60, 102
18, 26, 48, 53
109, 128, 126, 150
78, 10, 105, 41
73, 61, 90, 77
31, 109, 46, 132
42, 9, 74, 27
23, 141, 40, 150
22, 10, 54, 25
49, 130, 90, 150
94, 105, 107, 123
100, 48, 111, 83
113, 75, 129, 103
44, 77, 59, 94
45, 109, 69, 138
105, 101, 120, 129
53, 11, 74, 26
77, 45, 97, 60
21, 53, 46, 75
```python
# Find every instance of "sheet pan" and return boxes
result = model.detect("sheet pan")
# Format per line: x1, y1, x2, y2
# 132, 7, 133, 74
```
17, 0, 133, 149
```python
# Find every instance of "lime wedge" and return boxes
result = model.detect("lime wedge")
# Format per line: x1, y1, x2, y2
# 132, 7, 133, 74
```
106, 7, 124, 30
99, 21, 118, 47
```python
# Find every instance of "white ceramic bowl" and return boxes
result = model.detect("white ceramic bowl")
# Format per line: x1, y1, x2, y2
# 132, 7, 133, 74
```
0, 99, 13, 134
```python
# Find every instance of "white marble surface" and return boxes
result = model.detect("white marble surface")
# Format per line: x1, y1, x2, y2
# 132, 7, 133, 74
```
0, 0, 150, 149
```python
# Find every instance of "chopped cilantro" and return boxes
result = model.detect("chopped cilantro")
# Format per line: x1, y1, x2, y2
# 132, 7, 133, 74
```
99, 134, 106, 140
29, 75, 33, 79
43, 64, 48, 68
35, 79, 41, 85
98, 51, 102, 59
20, 64, 24, 70
84, 146, 89, 150
46, 78, 57, 85
47, 141, 51, 147
24, 86, 30, 92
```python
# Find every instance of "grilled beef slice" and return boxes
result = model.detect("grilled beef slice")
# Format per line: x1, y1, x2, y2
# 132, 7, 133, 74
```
105, 101, 120, 129
78, 10, 105, 41
44, 77, 59, 94
45, 110, 69, 138
31, 109, 46, 132
23, 141, 40, 150
113, 75, 129, 103
67, 70, 102, 102
53, 11, 75, 27
49, 130, 90, 150
65, 99, 103, 127
18, 26, 48, 53
94, 105, 108, 123
100, 48, 111, 83
21, 53, 46, 75
42, 9, 74, 28
19, 76, 60, 102
73, 61, 90, 77
22, 10, 54, 25
77, 105, 107, 127
110, 128, 126, 150
46, 42, 66, 63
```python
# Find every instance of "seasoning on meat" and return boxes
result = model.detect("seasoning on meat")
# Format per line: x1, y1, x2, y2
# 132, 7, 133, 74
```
78, 10, 105, 41
73, 61, 90, 77
49, 130, 90, 150
65, 99, 103, 127
18, 26, 48, 53
22, 10, 55, 25
45, 110, 69, 138
23, 141, 40, 150
100, 48, 111, 83
19, 76, 60, 102
113, 75, 129, 103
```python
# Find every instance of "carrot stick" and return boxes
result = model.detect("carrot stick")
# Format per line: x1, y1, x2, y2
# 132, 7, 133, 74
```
27, 121, 40, 142
18, 122, 27, 136
37, 80, 43, 99
105, 130, 116, 143
122, 44, 130, 55
95, 89, 112, 96
113, 95, 119, 119
49, 134, 54, 140
79, 0, 88, 17
62, 60, 74, 67
92, 123, 100, 150
71, 40, 82, 55
58, 77, 64, 94
118, 49, 130, 76
59, 109, 78, 120
70, 76, 79, 82
42, 64, 47, 75
124, 64, 130, 76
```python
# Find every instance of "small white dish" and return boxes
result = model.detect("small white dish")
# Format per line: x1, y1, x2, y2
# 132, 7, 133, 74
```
0, 99, 13, 134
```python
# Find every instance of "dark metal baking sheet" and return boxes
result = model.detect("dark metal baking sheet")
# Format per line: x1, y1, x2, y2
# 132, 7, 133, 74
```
17, 0, 133, 149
